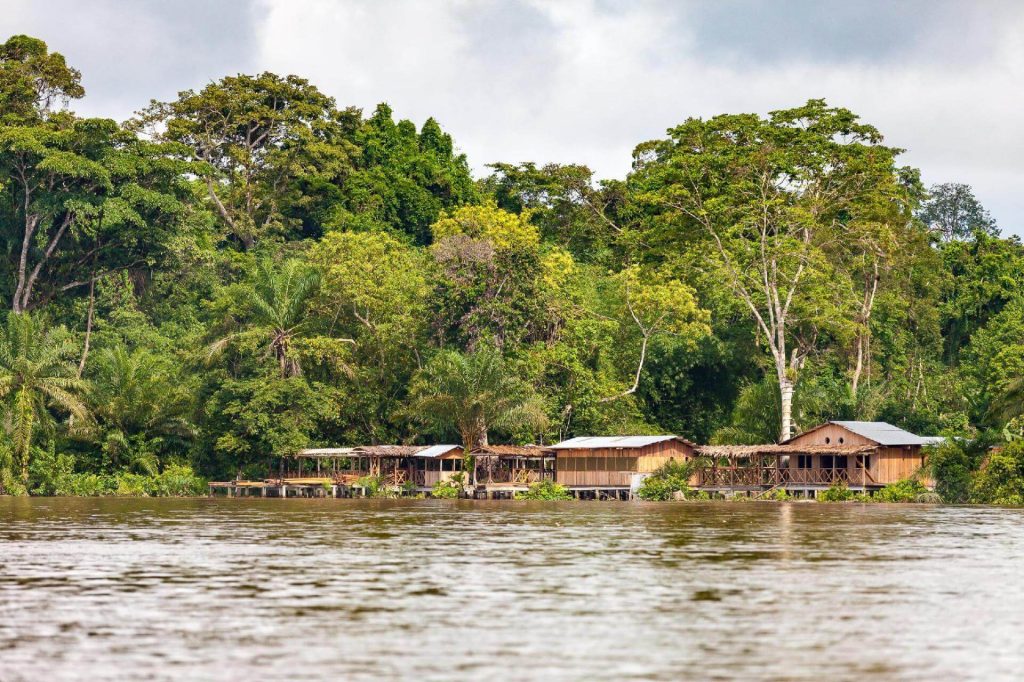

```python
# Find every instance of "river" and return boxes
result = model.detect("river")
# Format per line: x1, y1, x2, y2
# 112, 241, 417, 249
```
0, 498, 1022, 680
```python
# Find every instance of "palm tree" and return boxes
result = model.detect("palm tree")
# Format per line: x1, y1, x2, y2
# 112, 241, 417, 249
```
211, 258, 322, 378
408, 346, 548, 483
89, 344, 195, 475
0, 313, 88, 484
989, 376, 1024, 426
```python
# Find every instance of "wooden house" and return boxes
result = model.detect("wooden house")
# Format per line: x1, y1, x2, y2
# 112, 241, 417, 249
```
696, 421, 934, 494
552, 436, 695, 490
783, 421, 931, 489
410, 445, 465, 487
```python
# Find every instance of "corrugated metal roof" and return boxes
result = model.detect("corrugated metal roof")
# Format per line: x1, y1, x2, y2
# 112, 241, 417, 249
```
550, 435, 688, 450
296, 447, 355, 457
828, 421, 929, 446
415, 444, 463, 458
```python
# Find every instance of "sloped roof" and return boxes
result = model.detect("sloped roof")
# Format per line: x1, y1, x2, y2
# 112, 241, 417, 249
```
790, 421, 929, 447
550, 435, 694, 450
354, 445, 424, 457
415, 444, 463, 458
473, 444, 554, 457
295, 447, 356, 458
698, 443, 877, 457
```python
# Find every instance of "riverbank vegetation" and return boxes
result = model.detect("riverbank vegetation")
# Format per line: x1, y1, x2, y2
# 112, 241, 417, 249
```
1, 35, 1024, 504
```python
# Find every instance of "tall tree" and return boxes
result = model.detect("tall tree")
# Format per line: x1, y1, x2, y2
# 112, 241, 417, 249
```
917, 182, 998, 241
0, 34, 83, 124
633, 100, 914, 440
136, 72, 358, 248
601, 265, 709, 402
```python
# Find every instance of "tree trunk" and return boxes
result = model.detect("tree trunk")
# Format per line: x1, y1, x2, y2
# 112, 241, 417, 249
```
779, 375, 795, 443
77, 272, 96, 378
17, 387, 34, 485
851, 262, 879, 402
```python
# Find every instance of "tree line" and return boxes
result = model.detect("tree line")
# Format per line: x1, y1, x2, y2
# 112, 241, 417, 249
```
0, 34, 1021, 500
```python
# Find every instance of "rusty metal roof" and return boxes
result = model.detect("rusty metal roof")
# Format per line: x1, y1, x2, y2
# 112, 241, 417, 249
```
472, 444, 554, 457
550, 435, 694, 450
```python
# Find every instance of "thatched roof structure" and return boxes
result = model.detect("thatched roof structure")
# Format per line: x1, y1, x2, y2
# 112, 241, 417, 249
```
697, 443, 878, 458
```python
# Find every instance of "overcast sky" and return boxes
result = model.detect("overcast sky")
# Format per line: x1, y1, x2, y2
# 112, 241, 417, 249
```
5, 0, 1024, 232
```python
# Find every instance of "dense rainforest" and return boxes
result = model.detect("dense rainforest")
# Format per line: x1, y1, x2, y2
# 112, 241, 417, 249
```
1, 35, 1022, 502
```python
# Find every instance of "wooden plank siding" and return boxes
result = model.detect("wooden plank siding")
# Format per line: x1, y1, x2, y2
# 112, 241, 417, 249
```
555, 440, 694, 488
786, 424, 927, 487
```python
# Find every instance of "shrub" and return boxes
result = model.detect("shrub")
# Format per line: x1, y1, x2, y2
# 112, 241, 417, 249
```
875, 478, 929, 503
431, 480, 461, 499
114, 472, 152, 497
66, 473, 114, 496
151, 462, 205, 493
972, 440, 1024, 506
516, 479, 572, 500
818, 481, 855, 502
635, 459, 703, 501
764, 487, 791, 501
29, 447, 77, 496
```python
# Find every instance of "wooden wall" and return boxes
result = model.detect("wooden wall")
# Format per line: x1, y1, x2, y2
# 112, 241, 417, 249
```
556, 440, 693, 487
788, 424, 875, 448
786, 425, 926, 486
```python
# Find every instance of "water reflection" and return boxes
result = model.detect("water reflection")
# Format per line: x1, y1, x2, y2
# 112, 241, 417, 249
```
1, 498, 1023, 680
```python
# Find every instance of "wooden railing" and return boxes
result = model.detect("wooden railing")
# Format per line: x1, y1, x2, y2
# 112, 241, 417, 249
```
697, 466, 865, 488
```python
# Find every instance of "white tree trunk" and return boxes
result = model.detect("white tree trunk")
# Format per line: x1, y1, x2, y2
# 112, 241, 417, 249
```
779, 375, 794, 442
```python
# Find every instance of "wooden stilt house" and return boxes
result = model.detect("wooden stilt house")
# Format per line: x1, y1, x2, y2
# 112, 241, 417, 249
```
552, 436, 696, 491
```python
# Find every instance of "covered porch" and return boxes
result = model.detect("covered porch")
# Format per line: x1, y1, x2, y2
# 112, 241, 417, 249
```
695, 443, 881, 492
472, 445, 555, 487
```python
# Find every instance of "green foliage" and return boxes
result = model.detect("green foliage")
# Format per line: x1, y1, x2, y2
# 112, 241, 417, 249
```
635, 458, 703, 501
763, 487, 792, 501
972, 440, 1024, 506
918, 183, 998, 242
2, 34, 1023, 503
929, 438, 987, 503
516, 479, 573, 500
874, 478, 929, 503
0, 312, 87, 483
408, 346, 548, 454
818, 481, 856, 502
430, 479, 461, 499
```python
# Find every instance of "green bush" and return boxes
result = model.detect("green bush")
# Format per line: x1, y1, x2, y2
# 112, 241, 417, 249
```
635, 459, 703, 501
764, 487, 791, 501
516, 479, 572, 500
431, 480, 461, 498
875, 478, 929, 503
114, 472, 152, 497
818, 481, 855, 502
972, 440, 1024, 506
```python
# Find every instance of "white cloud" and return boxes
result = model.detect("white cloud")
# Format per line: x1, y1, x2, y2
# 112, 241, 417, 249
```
5, 0, 1023, 230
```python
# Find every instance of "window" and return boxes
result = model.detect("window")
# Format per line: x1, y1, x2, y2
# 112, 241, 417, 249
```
825, 437, 831, 444
834, 456, 848, 470
797, 455, 813, 469
857, 455, 871, 470
838, 437, 845, 444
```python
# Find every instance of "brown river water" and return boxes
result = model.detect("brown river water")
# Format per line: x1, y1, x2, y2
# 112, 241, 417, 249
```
1, 498, 1022, 681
